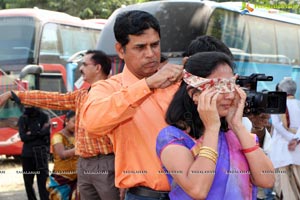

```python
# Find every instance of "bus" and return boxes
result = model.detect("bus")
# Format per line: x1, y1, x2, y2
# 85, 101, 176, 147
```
0, 8, 102, 158
97, 0, 300, 96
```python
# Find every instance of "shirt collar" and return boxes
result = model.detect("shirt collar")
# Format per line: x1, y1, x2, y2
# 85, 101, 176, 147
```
121, 65, 143, 87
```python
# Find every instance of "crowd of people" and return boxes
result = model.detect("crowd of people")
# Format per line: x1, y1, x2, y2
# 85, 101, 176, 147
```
0, 9, 300, 200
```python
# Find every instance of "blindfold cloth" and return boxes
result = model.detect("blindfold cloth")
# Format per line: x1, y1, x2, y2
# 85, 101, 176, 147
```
183, 69, 237, 93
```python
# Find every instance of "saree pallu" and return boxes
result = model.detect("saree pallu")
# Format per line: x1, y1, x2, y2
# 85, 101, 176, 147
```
156, 126, 257, 200
48, 173, 78, 200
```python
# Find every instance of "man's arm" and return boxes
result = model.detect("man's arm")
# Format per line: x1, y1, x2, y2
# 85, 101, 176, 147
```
271, 114, 295, 141
81, 78, 152, 135
38, 114, 51, 137
18, 116, 37, 142
0, 91, 13, 107
0, 90, 80, 111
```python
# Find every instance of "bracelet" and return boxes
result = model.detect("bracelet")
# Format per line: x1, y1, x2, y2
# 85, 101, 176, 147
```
199, 146, 218, 156
242, 144, 259, 154
197, 146, 218, 164
198, 153, 217, 164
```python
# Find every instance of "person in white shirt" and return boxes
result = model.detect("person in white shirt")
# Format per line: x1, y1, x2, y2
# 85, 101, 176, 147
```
269, 78, 300, 199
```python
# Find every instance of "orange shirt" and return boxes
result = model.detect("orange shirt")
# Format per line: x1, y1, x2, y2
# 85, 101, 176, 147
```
81, 66, 179, 190
14, 90, 113, 157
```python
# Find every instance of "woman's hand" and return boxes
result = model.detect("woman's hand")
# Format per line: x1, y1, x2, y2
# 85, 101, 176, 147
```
226, 85, 246, 132
197, 88, 220, 132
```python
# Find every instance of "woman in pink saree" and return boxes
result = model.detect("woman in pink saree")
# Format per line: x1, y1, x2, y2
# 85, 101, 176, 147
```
156, 52, 275, 200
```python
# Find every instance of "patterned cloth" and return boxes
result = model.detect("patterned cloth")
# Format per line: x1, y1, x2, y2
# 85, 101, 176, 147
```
14, 90, 113, 157
48, 173, 78, 200
156, 126, 257, 200
183, 69, 236, 93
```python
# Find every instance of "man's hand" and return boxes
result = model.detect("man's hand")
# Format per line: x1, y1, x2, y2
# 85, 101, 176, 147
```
248, 113, 270, 130
288, 139, 298, 151
0, 91, 12, 107
146, 63, 183, 89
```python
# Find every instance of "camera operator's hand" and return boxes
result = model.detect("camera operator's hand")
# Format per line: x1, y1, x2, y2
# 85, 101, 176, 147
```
248, 113, 270, 131
226, 85, 247, 133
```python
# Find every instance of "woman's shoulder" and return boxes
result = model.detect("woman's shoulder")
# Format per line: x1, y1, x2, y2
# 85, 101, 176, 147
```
157, 126, 193, 147
158, 126, 187, 140
51, 132, 64, 145
156, 126, 195, 157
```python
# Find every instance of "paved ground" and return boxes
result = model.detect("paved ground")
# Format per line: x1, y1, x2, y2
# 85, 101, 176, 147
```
0, 157, 53, 200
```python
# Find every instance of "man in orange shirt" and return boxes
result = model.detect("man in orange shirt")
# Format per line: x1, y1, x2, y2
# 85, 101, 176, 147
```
0, 50, 121, 200
81, 11, 183, 199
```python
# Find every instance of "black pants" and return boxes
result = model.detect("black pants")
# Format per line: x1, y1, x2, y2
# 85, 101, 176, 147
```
21, 156, 49, 200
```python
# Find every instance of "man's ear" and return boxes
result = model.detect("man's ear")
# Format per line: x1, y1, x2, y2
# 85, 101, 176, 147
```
95, 64, 102, 72
115, 42, 125, 59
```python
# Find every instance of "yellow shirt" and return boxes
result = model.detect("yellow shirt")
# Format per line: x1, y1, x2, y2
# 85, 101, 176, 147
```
51, 132, 78, 180
81, 66, 179, 190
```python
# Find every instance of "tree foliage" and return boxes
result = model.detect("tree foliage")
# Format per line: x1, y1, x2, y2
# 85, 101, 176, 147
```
0, 0, 152, 19
0, 0, 299, 17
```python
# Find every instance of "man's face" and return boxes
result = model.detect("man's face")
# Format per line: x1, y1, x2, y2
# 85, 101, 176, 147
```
116, 28, 161, 79
80, 54, 98, 83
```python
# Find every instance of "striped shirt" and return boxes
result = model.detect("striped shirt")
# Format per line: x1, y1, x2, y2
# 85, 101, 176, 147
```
14, 89, 113, 157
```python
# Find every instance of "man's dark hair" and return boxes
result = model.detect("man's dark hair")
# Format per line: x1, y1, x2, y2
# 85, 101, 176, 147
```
114, 10, 160, 47
184, 35, 234, 60
166, 52, 234, 139
86, 50, 111, 76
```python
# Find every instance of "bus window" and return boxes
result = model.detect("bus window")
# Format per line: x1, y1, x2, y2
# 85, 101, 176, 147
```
0, 17, 35, 64
207, 9, 251, 55
40, 23, 60, 56
248, 17, 276, 56
276, 23, 300, 65
59, 26, 99, 59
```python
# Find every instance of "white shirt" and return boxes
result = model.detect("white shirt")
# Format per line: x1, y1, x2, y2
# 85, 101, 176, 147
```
269, 98, 300, 168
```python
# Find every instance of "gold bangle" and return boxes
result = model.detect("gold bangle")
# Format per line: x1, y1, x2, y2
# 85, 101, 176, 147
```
199, 146, 218, 157
200, 146, 218, 154
198, 152, 217, 161
198, 150, 217, 158
198, 153, 217, 164
198, 151, 218, 159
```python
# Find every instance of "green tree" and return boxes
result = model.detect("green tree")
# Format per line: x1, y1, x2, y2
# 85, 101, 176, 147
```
1, 0, 299, 15
0, 0, 152, 19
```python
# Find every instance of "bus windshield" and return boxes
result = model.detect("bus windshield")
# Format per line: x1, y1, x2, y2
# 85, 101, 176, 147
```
207, 8, 300, 65
0, 16, 36, 64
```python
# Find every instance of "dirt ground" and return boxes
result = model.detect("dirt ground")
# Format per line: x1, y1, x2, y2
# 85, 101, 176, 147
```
0, 156, 53, 200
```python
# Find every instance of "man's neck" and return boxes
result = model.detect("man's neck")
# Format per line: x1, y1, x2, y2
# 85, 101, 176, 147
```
89, 75, 108, 85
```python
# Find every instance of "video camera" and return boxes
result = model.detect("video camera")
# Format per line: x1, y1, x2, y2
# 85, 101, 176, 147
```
236, 73, 286, 115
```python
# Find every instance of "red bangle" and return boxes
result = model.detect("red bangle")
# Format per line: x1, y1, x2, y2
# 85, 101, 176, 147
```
242, 144, 259, 154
